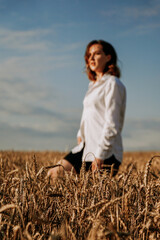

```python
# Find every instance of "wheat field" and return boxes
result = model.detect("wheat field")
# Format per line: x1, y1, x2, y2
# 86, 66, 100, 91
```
0, 150, 160, 240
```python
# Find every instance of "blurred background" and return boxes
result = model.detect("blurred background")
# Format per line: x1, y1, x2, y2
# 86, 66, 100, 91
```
0, 0, 160, 152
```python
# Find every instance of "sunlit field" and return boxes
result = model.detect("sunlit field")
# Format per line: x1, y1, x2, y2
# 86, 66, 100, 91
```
0, 150, 160, 239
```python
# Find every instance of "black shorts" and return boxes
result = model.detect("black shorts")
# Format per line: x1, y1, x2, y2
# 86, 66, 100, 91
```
64, 148, 121, 175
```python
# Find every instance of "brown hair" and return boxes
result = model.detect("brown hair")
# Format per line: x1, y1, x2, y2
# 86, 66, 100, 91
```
84, 40, 121, 81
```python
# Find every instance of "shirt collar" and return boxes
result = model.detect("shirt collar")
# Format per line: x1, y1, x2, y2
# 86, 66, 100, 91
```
101, 73, 110, 81
89, 73, 110, 87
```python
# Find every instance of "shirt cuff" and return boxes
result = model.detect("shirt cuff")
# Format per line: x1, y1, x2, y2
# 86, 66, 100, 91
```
77, 129, 81, 138
72, 141, 84, 154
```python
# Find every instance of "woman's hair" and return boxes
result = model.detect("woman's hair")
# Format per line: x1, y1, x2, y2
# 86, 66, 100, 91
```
84, 40, 121, 81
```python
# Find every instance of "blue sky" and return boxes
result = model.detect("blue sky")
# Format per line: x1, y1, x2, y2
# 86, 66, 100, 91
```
0, 0, 160, 152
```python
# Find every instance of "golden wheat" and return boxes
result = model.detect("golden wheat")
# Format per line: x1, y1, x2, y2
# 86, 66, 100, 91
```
0, 151, 159, 239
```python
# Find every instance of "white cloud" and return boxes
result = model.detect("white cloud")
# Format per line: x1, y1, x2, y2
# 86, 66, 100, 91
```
123, 6, 159, 18
0, 54, 76, 82
0, 122, 76, 151
101, 1, 160, 19
61, 42, 83, 52
1, 117, 160, 151
0, 76, 79, 118
0, 27, 82, 85
0, 28, 53, 51
101, 1, 160, 36
0, 26, 83, 151
0, 75, 80, 148
123, 118, 160, 151
0, 27, 83, 53
134, 22, 160, 34
117, 22, 160, 37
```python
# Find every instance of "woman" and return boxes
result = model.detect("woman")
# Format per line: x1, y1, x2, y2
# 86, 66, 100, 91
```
48, 40, 126, 179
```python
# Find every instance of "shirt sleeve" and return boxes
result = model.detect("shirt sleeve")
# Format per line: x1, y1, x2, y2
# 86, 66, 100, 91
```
95, 78, 126, 160
77, 109, 85, 141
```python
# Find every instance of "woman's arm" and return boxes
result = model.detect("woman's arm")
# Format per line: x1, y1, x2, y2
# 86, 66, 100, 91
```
95, 77, 126, 160
77, 136, 82, 144
92, 158, 104, 171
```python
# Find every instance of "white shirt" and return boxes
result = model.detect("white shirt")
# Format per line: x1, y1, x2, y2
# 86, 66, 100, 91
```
72, 73, 126, 162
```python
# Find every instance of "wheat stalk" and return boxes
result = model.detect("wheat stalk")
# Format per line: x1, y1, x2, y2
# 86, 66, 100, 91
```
144, 155, 160, 187
0, 204, 25, 229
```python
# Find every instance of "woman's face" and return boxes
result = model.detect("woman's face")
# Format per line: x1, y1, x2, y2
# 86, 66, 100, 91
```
88, 44, 111, 74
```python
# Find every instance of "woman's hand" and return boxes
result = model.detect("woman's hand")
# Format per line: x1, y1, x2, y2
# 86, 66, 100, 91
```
92, 158, 104, 171
77, 137, 82, 145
